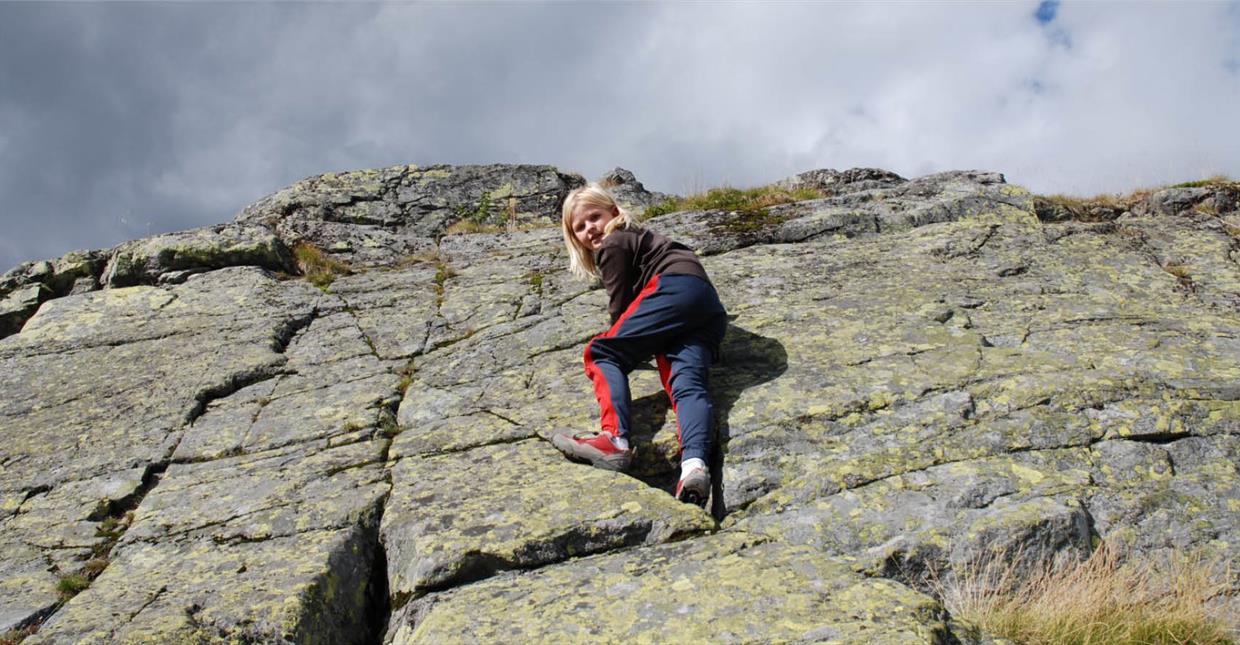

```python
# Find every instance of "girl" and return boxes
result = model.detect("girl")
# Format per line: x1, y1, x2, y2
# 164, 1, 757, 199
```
552, 183, 728, 507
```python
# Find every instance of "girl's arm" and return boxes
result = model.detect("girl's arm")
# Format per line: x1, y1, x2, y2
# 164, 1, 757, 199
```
596, 243, 636, 324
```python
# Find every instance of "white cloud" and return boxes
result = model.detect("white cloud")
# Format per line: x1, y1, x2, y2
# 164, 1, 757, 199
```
2, 1, 1239, 270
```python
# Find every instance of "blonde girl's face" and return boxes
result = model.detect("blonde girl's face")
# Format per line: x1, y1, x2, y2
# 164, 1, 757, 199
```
571, 204, 616, 251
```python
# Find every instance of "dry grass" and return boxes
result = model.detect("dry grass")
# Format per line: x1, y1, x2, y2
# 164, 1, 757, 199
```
1038, 190, 1153, 222
292, 241, 353, 289
1160, 262, 1197, 292
1172, 175, 1233, 189
396, 249, 443, 268
1039, 175, 1237, 222
940, 544, 1237, 645
1043, 191, 1146, 210
443, 219, 502, 235
644, 184, 823, 219
0, 626, 38, 645
446, 192, 527, 233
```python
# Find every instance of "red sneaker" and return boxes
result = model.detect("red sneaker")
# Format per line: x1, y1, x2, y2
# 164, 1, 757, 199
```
550, 429, 633, 472
675, 466, 709, 507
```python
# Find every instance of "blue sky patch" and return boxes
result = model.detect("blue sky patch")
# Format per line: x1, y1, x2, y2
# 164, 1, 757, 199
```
1035, 0, 1060, 25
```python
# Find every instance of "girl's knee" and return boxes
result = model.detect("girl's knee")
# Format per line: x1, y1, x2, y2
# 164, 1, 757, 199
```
670, 376, 710, 402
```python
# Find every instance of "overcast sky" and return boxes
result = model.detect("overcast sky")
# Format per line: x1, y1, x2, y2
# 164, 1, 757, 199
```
2, 1, 1239, 272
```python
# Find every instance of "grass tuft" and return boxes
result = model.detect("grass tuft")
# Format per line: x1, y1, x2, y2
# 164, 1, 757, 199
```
56, 574, 91, 600
1161, 262, 1196, 291
444, 219, 501, 235
1171, 175, 1233, 189
524, 271, 544, 292
82, 558, 110, 577
433, 262, 456, 289
94, 516, 125, 541
939, 543, 1236, 645
293, 242, 353, 290
397, 250, 443, 268
644, 184, 823, 219
379, 413, 402, 438
433, 261, 456, 306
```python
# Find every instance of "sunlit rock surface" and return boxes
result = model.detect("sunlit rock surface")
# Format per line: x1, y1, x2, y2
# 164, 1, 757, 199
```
2, 165, 1238, 642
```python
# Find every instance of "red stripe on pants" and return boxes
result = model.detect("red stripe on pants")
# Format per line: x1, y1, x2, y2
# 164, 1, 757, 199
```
583, 275, 663, 436
656, 353, 685, 456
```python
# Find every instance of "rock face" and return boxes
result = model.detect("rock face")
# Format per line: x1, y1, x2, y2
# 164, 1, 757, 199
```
2, 165, 1238, 642
0, 164, 586, 340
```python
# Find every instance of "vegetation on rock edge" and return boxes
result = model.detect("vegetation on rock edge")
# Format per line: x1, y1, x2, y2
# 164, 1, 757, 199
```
941, 543, 1237, 645
293, 241, 353, 289
644, 184, 824, 219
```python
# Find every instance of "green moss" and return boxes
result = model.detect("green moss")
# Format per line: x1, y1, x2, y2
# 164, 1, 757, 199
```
524, 271, 544, 295
380, 413, 402, 438
56, 573, 90, 599
433, 262, 456, 306
434, 263, 455, 289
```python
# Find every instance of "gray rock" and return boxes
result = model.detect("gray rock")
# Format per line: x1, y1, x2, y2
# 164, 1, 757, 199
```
235, 163, 586, 268
101, 223, 294, 287
598, 166, 671, 215
1145, 186, 1217, 216
0, 283, 49, 337
385, 532, 952, 643
777, 166, 906, 194
380, 439, 712, 597
0, 249, 109, 338
650, 168, 1031, 257
4, 165, 1240, 642
0, 267, 325, 633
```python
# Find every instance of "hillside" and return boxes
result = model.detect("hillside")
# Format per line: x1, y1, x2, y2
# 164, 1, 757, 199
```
2, 164, 1238, 643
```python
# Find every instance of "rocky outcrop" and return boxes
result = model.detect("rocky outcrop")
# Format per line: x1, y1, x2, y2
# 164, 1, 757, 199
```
1, 166, 1238, 642
777, 166, 908, 194
0, 164, 587, 340
0, 250, 108, 337
598, 166, 671, 215
100, 223, 295, 288
235, 163, 585, 268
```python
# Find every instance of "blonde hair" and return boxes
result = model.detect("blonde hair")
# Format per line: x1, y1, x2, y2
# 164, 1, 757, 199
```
561, 183, 634, 281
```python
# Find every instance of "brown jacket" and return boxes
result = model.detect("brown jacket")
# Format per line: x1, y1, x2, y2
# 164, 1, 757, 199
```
594, 227, 711, 323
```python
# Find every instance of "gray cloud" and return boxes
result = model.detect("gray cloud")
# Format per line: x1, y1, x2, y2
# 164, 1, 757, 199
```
2, 2, 1238, 271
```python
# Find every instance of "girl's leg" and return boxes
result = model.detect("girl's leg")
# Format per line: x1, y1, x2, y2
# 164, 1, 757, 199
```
555, 274, 725, 472
656, 313, 727, 463
583, 336, 634, 439
581, 273, 712, 441
550, 334, 634, 470
552, 277, 667, 470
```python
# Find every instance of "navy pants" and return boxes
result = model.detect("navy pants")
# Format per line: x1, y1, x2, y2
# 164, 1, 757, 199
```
584, 274, 727, 463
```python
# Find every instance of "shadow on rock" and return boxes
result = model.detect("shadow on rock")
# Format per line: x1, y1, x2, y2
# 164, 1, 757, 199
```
628, 321, 788, 521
